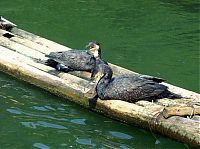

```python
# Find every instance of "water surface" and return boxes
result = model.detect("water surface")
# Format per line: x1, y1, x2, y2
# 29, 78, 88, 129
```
0, 0, 199, 148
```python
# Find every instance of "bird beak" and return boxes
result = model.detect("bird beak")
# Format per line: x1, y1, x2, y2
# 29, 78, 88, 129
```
90, 45, 100, 57
94, 72, 103, 82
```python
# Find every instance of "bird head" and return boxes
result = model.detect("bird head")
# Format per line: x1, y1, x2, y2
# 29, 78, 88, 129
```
85, 41, 101, 58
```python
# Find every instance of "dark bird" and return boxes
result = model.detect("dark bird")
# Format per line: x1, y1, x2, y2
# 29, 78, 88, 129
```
0, 16, 17, 31
45, 41, 104, 76
91, 64, 180, 103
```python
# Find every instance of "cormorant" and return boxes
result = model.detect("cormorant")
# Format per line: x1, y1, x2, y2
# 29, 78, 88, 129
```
46, 41, 103, 76
91, 64, 180, 103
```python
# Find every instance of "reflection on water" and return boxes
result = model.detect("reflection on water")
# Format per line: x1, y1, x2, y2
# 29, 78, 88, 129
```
0, 0, 199, 148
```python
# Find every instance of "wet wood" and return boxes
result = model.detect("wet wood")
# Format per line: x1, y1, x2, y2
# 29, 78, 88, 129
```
162, 105, 200, 118
0, 27, 200, 146
9, 28, 200, 100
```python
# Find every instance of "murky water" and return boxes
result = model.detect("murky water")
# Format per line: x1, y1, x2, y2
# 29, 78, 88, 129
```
0, 0, 199, 148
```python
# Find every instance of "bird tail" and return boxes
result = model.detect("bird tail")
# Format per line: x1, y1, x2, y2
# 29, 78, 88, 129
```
45, 51, 63, 58
139, 75, 165, 83
45, 59, 59, 68
32, 58, 57, 68
159, 90, 182, 99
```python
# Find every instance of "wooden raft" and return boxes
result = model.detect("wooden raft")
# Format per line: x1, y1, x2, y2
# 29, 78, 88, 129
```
0, 27, 199, 146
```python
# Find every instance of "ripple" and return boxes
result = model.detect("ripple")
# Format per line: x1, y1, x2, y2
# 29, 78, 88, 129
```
155, 139, 161, 145
37, 121, 67, 129
6, 108, 22, 115
0, 94, 7, 99
120, 144, 130, 149
21, 121, 67, 130
57, 107, 65, 111
44, 105, 56, 111
76, 138, 96, 147
33, 106, 49, 111
70, 118, 86, 125
21, 122, 38, 129
33, 143, 50, 149
109, 131, 133, 140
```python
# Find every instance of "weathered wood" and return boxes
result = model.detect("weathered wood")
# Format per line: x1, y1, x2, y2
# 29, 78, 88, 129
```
192, 115, 200, 121
0, 36, 46, 60
0, 28, 139, 80
0, 46, 199, 146
8, 28, 200, 101
0, 46, 92, 92
10, 27, 71, 51
0, 27, 200, 146
4, 28, 200, 98
157, 98, 195, 107
162, 105, 200, 118
0, 29, 65, 54
162, 82, 200, 101
0, 30, 92, 80
9, 28, 140, 76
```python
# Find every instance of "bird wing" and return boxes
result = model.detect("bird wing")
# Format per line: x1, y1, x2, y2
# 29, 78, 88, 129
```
105, 77, 167, 101
47, 50, 85, 63
46, 50, 94, 71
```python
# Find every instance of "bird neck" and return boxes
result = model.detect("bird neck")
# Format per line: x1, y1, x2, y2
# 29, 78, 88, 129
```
87, 48, 101, 58
96, 76, 110, 98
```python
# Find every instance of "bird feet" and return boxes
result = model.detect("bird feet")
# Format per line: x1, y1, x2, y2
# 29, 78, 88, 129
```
56, 64, 72, 72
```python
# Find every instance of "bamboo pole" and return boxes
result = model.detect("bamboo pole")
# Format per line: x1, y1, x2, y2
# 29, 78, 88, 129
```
10, 27, 71, 51
0, 28, 200, 146
1, 28, 200, 106
0, 46, 200, 147
9, 28, 200, 100
0, 46, 91, 92
0, 36, 46, 60
9, 28, 140, 75
162, 105, 200, 118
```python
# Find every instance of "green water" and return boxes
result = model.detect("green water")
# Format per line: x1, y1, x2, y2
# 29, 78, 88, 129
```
0, 0, 199, 148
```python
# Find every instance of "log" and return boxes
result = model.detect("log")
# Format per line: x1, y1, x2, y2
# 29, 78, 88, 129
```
10, 27, 71, 51
9, 28, 140, 76
0, 27, 200, 146
8, 28, 200, 100
0, 46, 92, 92
162, 105, 200, 118
0, 35, 46, 60
0, 29, 136, 80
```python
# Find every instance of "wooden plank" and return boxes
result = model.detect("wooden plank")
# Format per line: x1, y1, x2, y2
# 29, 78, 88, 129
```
0, 30, 50, 54
157, 98, 197, 107
1, 28, 200, 105
162, 82, 200, 101
10, 27, 71, 51
8, 28, 200, 101
0, 27, 200, 146
2, 28, 200, 102
162, 105, 200, 118
9, 28, 140, 75
0, 46, 200, 146
0, 36, 46, 60
0, 46, 92, 92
